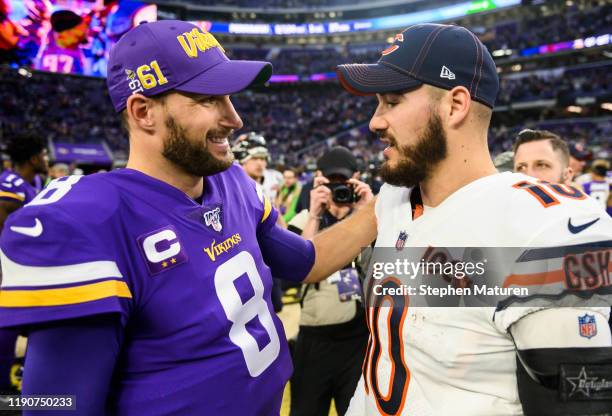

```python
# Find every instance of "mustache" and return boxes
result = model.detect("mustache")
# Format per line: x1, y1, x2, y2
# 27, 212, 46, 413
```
376, 131, 397, 147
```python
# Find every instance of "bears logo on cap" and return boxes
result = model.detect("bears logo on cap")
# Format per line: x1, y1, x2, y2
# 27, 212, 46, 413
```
381, 33, 404, 56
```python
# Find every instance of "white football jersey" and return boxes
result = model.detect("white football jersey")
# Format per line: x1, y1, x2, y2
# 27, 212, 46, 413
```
348, 172, 612, 416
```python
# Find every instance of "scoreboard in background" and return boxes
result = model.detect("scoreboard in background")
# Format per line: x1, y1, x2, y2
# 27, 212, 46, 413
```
1, 0, 156, 77
194, 0, 521, 37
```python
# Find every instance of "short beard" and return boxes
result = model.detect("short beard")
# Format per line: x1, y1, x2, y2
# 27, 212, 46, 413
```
162, 115, 234, 177
379, 112, 447, 188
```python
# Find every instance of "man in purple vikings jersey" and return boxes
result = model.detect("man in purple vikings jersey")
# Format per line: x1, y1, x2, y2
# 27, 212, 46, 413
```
0, 131, 47, 395
0, 21, 377, 415
0, 132, 48, 229
581, 159, 611, 217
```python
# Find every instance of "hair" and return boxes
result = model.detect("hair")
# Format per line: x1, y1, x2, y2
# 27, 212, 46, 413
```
591, 159, 609, 177
425, 84, 492, 128
512, 129, 570, 166
6, 131, 46, 165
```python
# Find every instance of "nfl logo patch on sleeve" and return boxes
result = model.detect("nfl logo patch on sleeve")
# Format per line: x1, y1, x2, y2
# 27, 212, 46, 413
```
578, 313, 597, 339
395, 231, 407, 251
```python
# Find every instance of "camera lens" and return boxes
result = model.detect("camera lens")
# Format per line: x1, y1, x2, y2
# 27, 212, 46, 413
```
332, 184, 353, 203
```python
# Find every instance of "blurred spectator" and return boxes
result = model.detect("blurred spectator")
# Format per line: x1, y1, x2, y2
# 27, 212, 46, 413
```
493, 151, 514, 173
232, 132, 269, 184
568, 142, 592, 182
289, 147, 372, 416
512, 129, 572, 184
49, 162, 69, 179
275, 168, 302, 223
581, 159, 612, 217
263, 166, 284, 203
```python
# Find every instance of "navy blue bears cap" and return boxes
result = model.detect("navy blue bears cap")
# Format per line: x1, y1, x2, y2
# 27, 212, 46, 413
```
336, 23, 499, 109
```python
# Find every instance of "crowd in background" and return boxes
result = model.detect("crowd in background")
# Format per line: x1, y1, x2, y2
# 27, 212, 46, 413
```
224, 1, 611, 76
1, 61, 609, 168
0, 0, 610, 180
485, 1, 611, 52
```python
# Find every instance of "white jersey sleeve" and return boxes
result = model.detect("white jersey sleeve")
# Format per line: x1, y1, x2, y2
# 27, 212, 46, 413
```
493, 186, 612, 333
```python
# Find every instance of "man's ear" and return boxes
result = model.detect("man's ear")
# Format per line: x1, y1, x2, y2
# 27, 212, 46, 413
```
446, 86, 471, 129
563, 166, 574, 185
125, 94, 157, 134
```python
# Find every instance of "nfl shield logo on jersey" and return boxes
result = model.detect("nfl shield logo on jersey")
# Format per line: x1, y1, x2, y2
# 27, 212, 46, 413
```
395, 231, 407, 251
203, 206, 223, 233
578, 314, 597, 339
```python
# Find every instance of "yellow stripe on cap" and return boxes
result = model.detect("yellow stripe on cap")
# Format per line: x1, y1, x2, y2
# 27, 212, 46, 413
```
0, 280, 132, 308
261, 196, 272, 223
0, 192, 25, 202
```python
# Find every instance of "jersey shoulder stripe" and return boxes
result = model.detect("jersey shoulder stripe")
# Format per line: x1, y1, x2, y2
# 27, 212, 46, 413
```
0, 191, 25, 202
0, 249, 124, 287
0, 280, 131, 308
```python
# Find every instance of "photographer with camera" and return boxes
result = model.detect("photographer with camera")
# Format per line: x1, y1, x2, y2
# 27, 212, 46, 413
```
289, 147, 373, 416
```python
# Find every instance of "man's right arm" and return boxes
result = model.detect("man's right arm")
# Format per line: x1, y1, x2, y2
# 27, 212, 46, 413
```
23, 315, 123, 416
304, 198, 377, 283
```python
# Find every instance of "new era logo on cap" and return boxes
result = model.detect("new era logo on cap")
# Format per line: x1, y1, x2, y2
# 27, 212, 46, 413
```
440, 66, 455, 80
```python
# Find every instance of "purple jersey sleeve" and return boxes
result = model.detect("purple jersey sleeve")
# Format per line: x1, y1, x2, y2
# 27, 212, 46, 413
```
0, 171, 37, 205
23, 315, 122, 416
0, 176, 132, 328
258, 224, 315, 282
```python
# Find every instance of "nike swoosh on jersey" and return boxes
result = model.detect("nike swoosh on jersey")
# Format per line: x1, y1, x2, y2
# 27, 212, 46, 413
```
567, 217, 600, 234
10, 218, 43, 237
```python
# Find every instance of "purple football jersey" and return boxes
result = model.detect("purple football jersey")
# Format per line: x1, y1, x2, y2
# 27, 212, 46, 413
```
36, 41, 85, 74
0, 164, 300, 415
0, 170, 38, 205
582, 180, 611, 217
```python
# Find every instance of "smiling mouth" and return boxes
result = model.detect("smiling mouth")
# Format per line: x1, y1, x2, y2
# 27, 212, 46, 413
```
207, 136, 228, 144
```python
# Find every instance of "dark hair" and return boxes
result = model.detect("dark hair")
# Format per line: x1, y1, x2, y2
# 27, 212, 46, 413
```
512, 129, 570, 166
6, 132, 46, 165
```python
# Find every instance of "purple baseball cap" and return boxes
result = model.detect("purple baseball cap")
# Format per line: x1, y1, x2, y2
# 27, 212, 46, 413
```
107, 20, 272, 112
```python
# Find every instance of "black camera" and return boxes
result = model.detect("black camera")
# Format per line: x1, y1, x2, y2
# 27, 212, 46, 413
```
325, 182, 357, 204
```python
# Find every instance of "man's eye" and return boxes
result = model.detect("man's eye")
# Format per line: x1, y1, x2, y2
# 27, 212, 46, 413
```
198, 97, 216, 105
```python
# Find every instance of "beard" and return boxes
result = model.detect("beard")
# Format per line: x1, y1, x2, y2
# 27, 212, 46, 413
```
379, 112, 447, 188
162, 115, 234, 177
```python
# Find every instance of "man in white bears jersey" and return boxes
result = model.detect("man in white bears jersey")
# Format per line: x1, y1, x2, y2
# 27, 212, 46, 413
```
336, 23, 612, 415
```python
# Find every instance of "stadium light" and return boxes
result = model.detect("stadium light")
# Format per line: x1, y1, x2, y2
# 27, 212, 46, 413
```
601, 103, 612, 111
566, 106, 583, 113
17, 68, 32, 78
